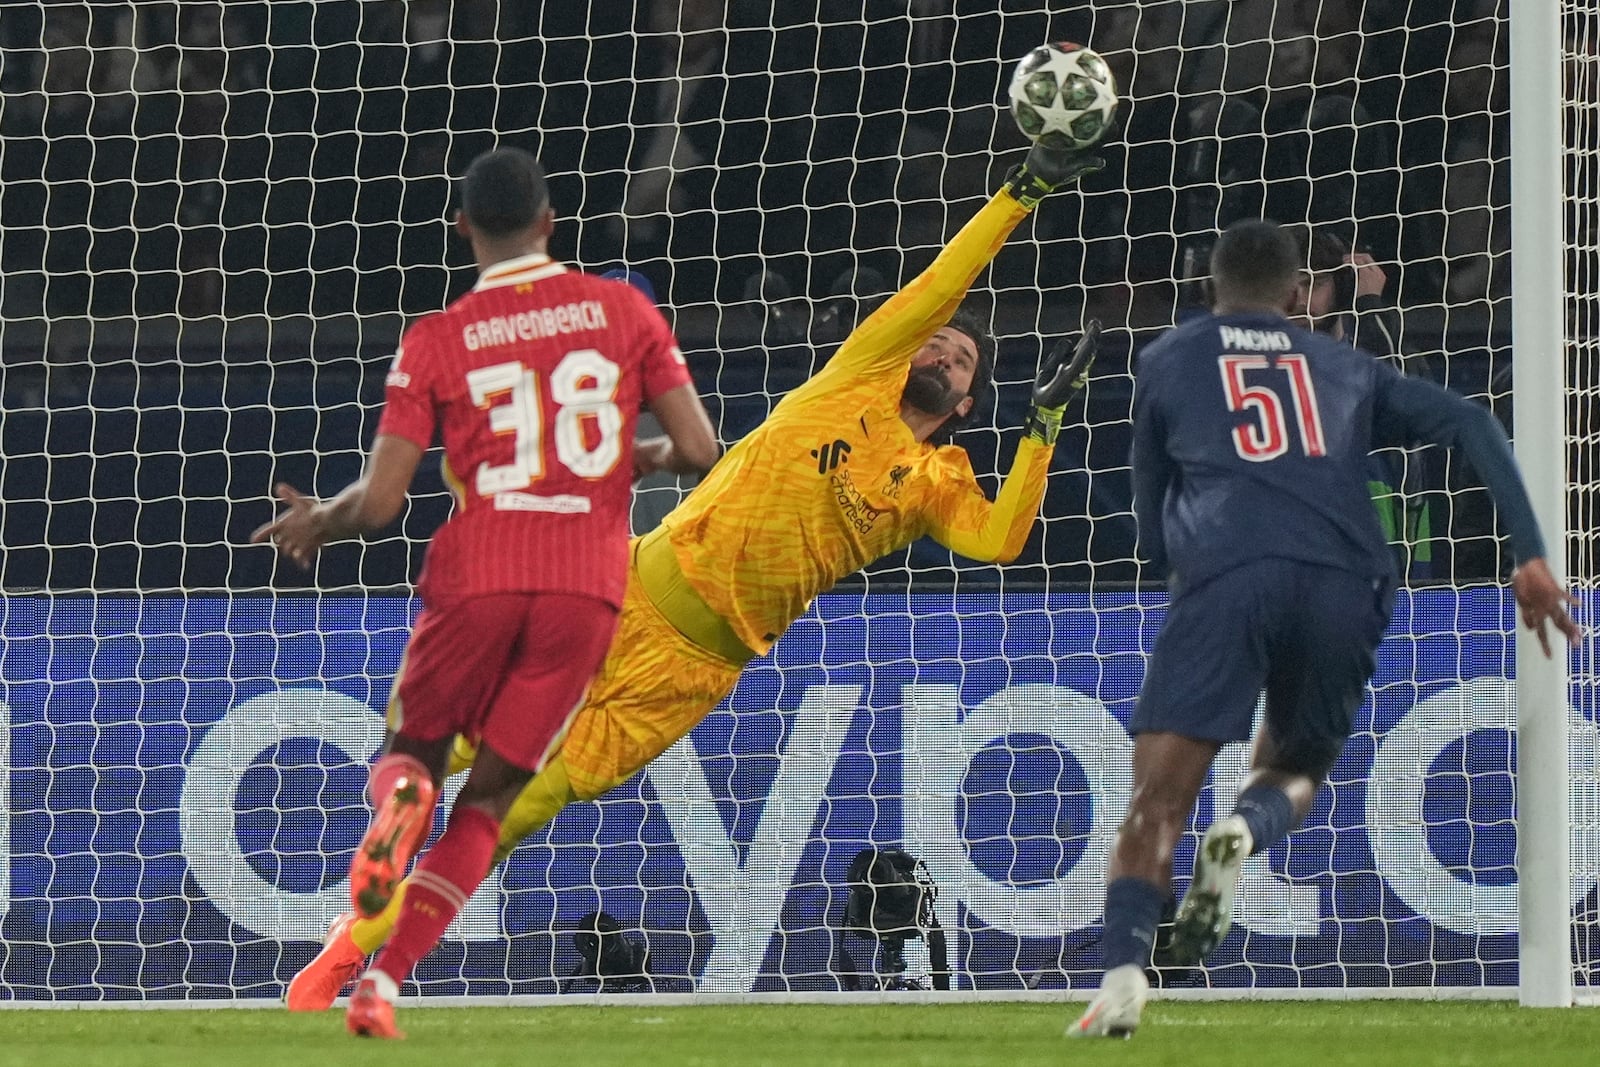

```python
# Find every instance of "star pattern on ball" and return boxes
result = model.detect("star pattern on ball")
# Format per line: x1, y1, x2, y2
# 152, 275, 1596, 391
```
1078, 76, 1119, 122
1009, 44, 1119, 150
1031, 77, 1115, 136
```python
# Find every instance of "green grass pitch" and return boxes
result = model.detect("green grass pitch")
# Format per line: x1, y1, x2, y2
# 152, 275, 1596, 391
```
1, 1000, 1596, 1067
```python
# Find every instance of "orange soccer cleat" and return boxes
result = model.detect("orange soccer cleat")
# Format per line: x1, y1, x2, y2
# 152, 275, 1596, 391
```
285, 913, 365, 1012
345, 976, 403, 1040
349, 770, 437, 919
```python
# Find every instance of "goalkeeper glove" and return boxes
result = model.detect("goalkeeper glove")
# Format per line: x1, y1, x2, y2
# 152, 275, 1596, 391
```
1023, 319, 1101, 447
1005, 143, 1106, 209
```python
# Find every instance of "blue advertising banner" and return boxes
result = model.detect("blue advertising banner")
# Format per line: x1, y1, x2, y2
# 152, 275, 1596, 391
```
1, 590, 1594, 1000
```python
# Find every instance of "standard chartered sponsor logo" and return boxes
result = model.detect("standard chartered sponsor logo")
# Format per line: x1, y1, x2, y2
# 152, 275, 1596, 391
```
176, 679, 1593, 982
828, 470, 883, 534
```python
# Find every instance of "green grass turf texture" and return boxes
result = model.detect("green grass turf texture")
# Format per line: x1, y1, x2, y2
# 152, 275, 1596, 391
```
0, 1000, 1595, 1067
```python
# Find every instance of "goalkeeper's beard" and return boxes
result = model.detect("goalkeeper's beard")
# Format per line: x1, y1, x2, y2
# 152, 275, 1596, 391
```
901, 365, 965, 417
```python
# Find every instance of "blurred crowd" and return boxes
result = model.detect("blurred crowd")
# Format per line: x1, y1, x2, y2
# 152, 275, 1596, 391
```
0, 0, 1524, 326
4, 0, 1594, 591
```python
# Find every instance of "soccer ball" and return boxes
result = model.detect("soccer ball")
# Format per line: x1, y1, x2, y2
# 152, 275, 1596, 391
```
1007, 42, 1119, 151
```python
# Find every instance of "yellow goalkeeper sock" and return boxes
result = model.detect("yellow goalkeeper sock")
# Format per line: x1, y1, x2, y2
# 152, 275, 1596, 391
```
351, 882, 406, 955
347, 756, 584, 956
490, 757, 577, 865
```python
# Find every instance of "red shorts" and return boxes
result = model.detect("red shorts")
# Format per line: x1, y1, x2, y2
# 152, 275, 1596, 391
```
389, 592, 619, 772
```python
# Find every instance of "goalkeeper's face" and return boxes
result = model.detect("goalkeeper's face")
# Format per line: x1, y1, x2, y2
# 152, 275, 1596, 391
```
901, 329, 978, 420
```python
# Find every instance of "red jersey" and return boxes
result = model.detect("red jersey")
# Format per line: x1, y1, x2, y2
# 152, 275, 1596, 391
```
376, 253, 692, 607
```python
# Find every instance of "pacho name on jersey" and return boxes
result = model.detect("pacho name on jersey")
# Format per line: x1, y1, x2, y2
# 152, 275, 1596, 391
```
1218, 325, 1292, 352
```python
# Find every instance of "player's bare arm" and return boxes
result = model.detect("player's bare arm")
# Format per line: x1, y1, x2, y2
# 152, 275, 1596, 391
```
250, 433, 423, 569
635, 381, 721, 478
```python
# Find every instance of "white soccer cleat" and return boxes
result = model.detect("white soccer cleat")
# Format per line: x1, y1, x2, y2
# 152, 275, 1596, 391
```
1169, 813, 1253, 965
1067, 963, 1150, 1038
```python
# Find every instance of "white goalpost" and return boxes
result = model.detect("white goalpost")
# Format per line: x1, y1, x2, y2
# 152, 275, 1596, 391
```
1556, 0, 1600, 1008
0, 1, 1596, 1005
1510, 0, 1571, 1011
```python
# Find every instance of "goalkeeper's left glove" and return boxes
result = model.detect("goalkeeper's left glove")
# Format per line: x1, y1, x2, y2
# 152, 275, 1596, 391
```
1005, 142, 1106, 209
1022, 319, 1101, 446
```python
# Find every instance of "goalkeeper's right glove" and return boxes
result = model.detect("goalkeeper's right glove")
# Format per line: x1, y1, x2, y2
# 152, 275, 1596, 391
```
1022, 319, 1101, 446
1005, 142, 1106, 209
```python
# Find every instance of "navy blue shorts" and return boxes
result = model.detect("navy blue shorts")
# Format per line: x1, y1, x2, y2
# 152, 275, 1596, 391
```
1132, 559, 1393, 773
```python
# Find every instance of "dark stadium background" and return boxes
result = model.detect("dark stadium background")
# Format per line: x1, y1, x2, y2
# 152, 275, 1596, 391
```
0, 2, 1522, 591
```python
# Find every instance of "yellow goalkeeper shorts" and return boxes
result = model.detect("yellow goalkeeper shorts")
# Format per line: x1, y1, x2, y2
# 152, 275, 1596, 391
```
447, 545, 748, 802
557, 558, 747, 799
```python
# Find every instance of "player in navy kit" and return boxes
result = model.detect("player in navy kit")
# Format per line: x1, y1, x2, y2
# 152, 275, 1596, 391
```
1070, 220, 1581, 1038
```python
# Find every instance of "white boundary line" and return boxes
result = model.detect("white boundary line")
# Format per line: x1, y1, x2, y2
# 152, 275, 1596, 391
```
3, 986, 1580, 1010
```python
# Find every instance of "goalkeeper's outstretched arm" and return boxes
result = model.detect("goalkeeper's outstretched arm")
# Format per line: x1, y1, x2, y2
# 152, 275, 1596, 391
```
811, 144, 1105, 389
931, 324, 1100, 563
934, 436, 1053, 564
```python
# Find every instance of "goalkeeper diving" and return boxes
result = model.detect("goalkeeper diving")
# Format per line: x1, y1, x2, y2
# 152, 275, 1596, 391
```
287, 141, 1108, 1010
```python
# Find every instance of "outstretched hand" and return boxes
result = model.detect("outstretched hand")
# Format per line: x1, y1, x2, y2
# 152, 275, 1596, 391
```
1034, 319, 1101, 407
250, 482, 328, 570
1006, 143, 1106, 207
1511, 557, 1583, 657
1024, 319, 1102, 446
1024, 142, 1106, 187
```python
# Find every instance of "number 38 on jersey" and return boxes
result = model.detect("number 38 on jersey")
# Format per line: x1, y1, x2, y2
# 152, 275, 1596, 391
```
467, 349, 624, 494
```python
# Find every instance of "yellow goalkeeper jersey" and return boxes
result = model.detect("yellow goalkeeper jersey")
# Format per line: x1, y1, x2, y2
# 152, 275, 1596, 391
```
662, 187, 1054, 656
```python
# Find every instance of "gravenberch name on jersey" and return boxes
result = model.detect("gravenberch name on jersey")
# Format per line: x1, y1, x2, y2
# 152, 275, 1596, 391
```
461, 299, 609, 352
1219, 325, 1293, 351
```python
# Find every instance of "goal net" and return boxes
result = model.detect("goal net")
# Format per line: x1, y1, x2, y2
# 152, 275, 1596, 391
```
1565, 0, 1600, 998
1, 1, 1595, 1001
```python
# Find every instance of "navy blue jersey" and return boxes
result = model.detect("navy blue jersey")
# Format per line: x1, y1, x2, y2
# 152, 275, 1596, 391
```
1132, 310, 1544, 587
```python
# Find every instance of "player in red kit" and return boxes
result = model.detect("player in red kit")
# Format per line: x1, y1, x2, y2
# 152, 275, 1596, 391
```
252, 147, 719, 1039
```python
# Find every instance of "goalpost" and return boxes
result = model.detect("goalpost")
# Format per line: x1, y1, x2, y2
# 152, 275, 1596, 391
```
0, 1, 1596, 1004
1551, 0, 1600, 1008
1512, 0, 1571, 1011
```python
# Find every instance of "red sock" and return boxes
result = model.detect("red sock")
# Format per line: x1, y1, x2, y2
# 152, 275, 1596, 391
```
369, 752, 430, 807
371, 804, 500, 986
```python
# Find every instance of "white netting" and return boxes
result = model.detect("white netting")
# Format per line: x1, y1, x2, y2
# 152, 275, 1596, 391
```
1570, 5, 1600, 582
0, 0, 1592, 1000
1565, 0, 1600, 989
